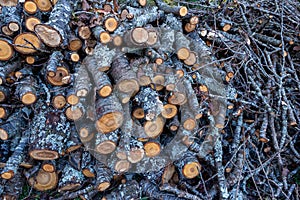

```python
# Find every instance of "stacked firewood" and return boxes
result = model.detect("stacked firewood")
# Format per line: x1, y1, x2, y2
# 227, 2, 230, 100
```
0, 0, 299, 199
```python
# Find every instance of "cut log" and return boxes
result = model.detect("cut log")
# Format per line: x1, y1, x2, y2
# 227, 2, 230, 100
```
13, 32, 41, 54
183, 51, 197, 66
144, 139, 161, 157
175, 32, 190, 60
181, 104, 196, 131
0, 109, 26, 140
0, 0, 18, 6
29, 104, 70, 160
95, 93, 124, 134
28, 169, 58, 191
34, 0, 71, 47
95, 130, 119, 154
78, 26, 92, 40
84, 59, 112, 97
161, 104, 178, 119
132, 107, 145, 119
15, 76, 37, 105
1, 131, 28, 180
0, 86, 10, 103
2, 6, 21, 32
74, 65, 92, 97
154, 0, 188, 16
144, 115, 165, 138
0, 39, 14, 61
66, 88, 79, 105
58, 163, 85, 192
111, 55, 139, 103
65, 103, 85, 121
83, 43, 116, 72
24, 1, 38, 14
183, 79, 202, 119
24, 16, 40, 32
127, 139, 144, 163
104, 15, 119, 32
124, 27, 149, 47
0, 106, 10, 119
95, 160, 112, 191
78, 121, 96, 143
34, 0, 53, 12
1, 25, 14, 36
46, 65, 70, 86
42, 160, 56, 173
168, 115, 180, 131
174, 152, 201, 179
93, 26, 111, 44
52, 93, 67, 109
68, 34, 82, 51
81, 151, 95, 178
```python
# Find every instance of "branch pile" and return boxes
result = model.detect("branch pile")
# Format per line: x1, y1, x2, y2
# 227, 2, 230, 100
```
0, 0, 299, 199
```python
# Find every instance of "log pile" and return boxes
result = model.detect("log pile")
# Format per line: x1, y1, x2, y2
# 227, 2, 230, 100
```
0, 0, 299, 199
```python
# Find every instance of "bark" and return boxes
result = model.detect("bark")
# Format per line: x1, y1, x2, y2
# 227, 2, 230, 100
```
29, 101, 71, 160
95, 160, 112, 191
58, 163, 85, 192
34, 0, 71, 47
1, 130, 29, 180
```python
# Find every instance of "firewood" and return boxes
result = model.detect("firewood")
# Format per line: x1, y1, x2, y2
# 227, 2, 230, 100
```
132, 107, 145, 119
1, 6, 21, 32
34, 0, 71, 47
78, 120, 96, 143
15, 76, 37, 105
28, 168, 58, 191
144, 138, 161, 157
0, 0, 18, 6
174, 152, 201, 179
0, 85, 10, 103
81, 151, 95, 178
1, 25, 14, 36
24, 17, 40, 33
111, 55, 139, 103
67, 33, 82, 51
144, 115, 165, 138
65, 103, 85, 121
103, 15, 118, 33
46, 65, 70, 86
154, 0, 187, 17
124, 27, 149, 47
66, 126, 82, 153
175, 31, 191, 60
161, 104, 178, 119
1, 131, 28, 179
127, 139, 144, 163
24, 1, 38, 14
34, 0, 52, 12
1, 169, 24, 200
95, 129, 119, 154
13, 32, 41, 54
42, 160, 56, 173
95, 93, 124, 134
74, 65, 92, 97
0, 106, 10, 119
93, 26, 111, 44
78, 26, 91, 40
95, 160, 112, 191
0, 39, 14, 61
0, 109, 27, 140
58, 163, 85, 192
84, 43, 116, 72
29, 103, 70, 160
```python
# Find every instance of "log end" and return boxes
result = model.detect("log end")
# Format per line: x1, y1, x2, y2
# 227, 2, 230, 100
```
182, 162, 201, 179
96, 112, 124, 134
35, 24, 62, 48
0, 39, 14, 61
144, 142, 161, 157
29, 149, 59, 160
96, 140, 117, 154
